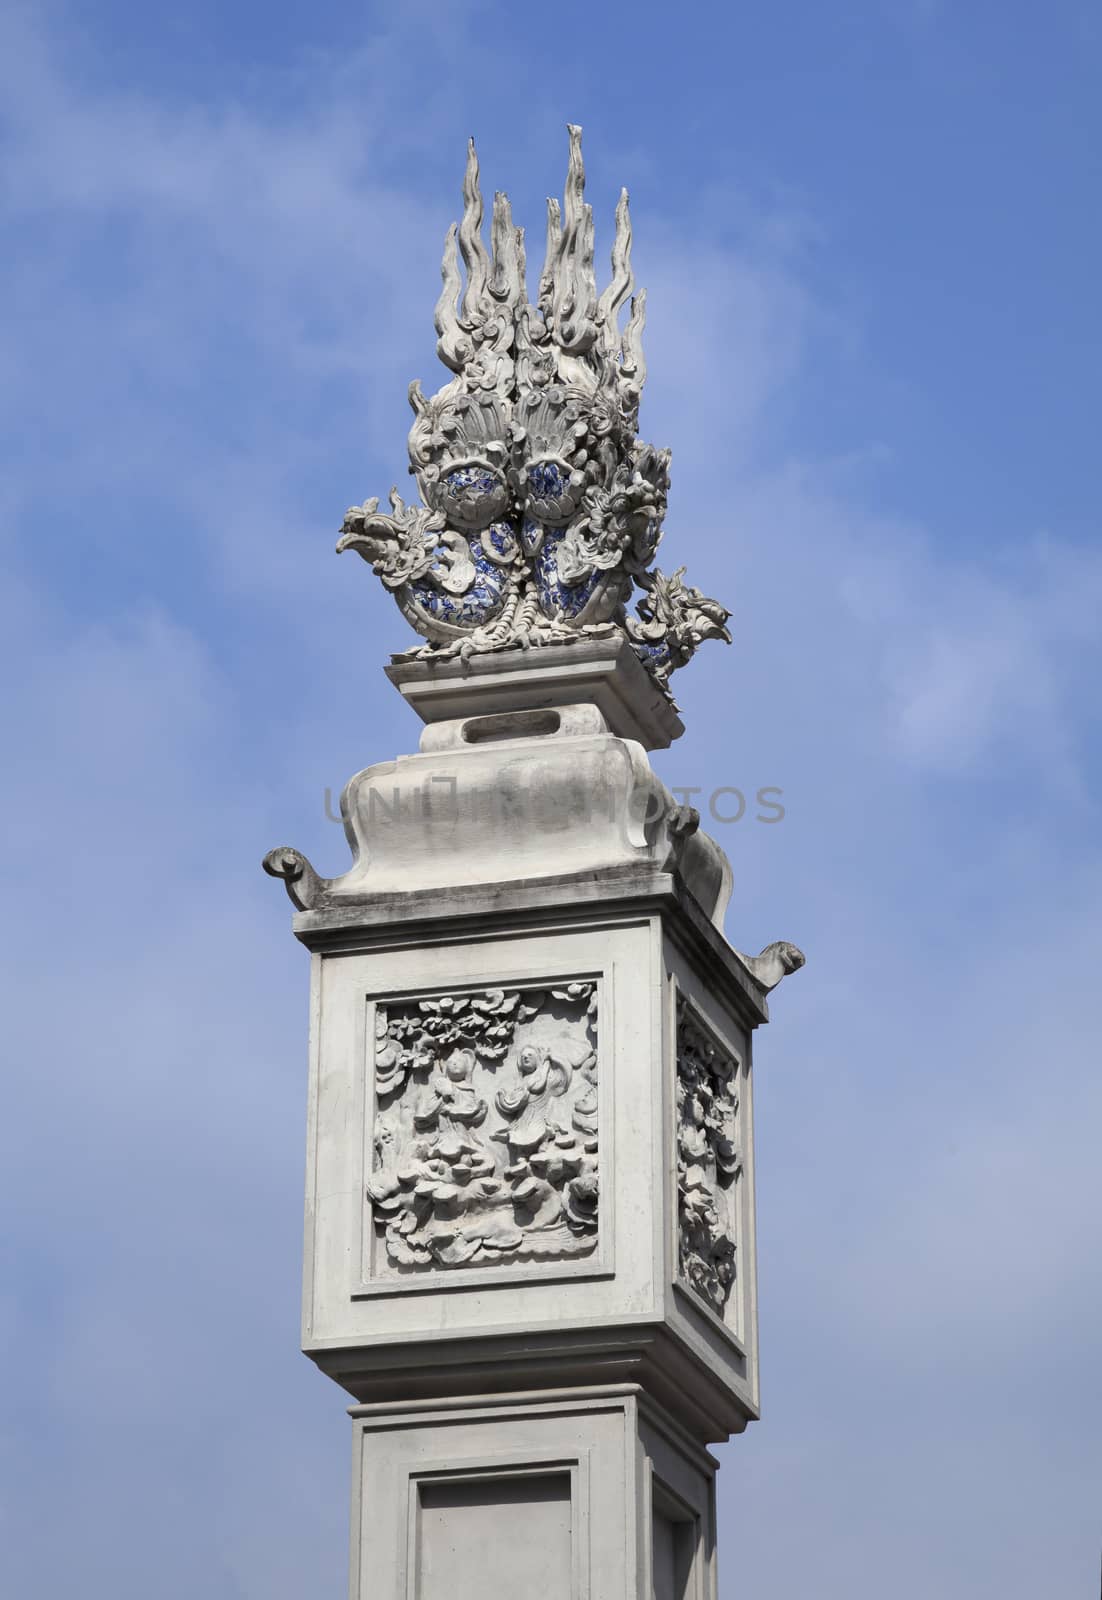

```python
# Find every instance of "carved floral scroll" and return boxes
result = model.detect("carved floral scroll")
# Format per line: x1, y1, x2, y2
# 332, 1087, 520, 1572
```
367, 983, 599, 1270
676, 997, 741, 1314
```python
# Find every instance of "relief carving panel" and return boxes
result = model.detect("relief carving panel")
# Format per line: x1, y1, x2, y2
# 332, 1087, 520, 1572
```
676, 997, 741, 1314
367, 983, 598, 1270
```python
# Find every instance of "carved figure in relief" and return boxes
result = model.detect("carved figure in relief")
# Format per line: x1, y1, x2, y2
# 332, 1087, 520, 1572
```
495, 1040, 577, 1154
366, 985, 599, 1271
414, 1048, 489, 1165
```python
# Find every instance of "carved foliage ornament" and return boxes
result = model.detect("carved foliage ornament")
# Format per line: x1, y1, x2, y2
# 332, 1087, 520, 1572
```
676, 997, 741, 1314
338, 125, 731, 690
368, 983, 598, 1270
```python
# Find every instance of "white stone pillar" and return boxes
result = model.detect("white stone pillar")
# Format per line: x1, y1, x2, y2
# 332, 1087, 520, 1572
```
265, 643, 802, 1600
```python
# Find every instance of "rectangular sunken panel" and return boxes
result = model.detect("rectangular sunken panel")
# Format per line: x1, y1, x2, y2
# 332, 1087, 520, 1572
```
367, 982, 599, 1276
675, 995, 743, 1321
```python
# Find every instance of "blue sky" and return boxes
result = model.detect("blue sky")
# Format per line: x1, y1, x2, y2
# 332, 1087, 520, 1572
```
1, 2, 1100, 1595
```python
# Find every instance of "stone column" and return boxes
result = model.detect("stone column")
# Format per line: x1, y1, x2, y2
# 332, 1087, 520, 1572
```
262, 127, 802, 1600
265, 643, 801, 1600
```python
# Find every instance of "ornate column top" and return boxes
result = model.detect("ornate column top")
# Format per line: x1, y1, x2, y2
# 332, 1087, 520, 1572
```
338, 125, 731, 708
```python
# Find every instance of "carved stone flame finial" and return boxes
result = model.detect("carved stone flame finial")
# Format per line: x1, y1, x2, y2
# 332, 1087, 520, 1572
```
337, 125, 731, 694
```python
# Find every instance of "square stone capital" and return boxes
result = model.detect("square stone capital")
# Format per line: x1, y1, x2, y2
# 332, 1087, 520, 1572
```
299, 897, 764, 1442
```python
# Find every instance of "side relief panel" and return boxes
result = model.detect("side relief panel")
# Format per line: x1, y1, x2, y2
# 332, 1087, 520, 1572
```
675, 996, 742, 1318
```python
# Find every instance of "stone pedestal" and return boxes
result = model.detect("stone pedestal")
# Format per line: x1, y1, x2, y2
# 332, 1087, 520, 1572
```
265, 649, 802, 1599
349, 1387, 718, 1600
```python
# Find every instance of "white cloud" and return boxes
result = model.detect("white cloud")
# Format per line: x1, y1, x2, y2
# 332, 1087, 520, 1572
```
880, 538, 1102, 779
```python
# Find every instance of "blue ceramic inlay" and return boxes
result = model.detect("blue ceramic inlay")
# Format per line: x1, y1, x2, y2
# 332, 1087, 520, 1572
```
410, 537, 508, 626
527, 461, 572, 500
485, 523, 518, 559
445, 466, 502, 498
521, 517, 545, 557
632, 639, 670, 672
534, 528, 603, 620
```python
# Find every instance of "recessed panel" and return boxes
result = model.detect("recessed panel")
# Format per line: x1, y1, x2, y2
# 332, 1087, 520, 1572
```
675, 995, 743, 1326
417, 1473, 572, 1600
367, 981, 600, 1277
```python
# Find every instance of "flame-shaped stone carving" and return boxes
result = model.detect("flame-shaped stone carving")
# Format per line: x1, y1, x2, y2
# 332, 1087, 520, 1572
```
338, 126, 731, 691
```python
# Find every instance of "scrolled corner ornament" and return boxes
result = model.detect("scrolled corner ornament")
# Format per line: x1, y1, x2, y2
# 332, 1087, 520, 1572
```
339, 124, 730, 692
